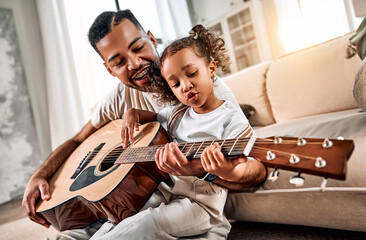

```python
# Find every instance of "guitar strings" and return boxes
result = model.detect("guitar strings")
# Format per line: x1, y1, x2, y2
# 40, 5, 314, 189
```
80, 137, 327, 164
249, 147, 319, 162
87, 138, 324, 156
98, 144, 320, 164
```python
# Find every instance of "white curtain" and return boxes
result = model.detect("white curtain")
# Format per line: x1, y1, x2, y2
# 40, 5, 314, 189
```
36, 0, 85, 149
155, 0, 192, 44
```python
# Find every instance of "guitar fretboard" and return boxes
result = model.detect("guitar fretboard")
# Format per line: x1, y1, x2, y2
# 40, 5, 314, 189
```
108, 131, 354, 180
115, 138, 249, 164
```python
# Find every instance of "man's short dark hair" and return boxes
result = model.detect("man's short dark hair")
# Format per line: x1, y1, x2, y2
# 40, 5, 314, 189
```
88, 9, 145, 55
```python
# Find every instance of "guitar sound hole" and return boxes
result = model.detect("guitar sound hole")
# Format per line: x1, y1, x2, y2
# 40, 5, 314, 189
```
99, 146, 124, 172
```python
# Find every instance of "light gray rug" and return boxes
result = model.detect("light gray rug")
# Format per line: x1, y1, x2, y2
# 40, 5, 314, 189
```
228, 221, 366, 240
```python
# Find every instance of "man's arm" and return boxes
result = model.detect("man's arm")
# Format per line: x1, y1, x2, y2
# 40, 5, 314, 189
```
22, 120, 97, 227
213, 157, 266, 190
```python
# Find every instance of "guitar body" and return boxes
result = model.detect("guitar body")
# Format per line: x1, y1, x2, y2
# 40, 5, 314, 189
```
36, 120, 169, 231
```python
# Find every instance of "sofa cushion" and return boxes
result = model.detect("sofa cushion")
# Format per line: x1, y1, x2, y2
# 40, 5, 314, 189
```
223, 61, 275, 126
266, 33, 361, 123
225, 109, 366, 232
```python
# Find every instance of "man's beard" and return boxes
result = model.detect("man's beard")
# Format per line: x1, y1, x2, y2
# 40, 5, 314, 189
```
145, 61, 167, 93
127, 61, 162, 92
145, 61, 178, 106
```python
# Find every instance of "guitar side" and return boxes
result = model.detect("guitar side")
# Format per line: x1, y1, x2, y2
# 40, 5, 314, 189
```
35, 121, 169, 231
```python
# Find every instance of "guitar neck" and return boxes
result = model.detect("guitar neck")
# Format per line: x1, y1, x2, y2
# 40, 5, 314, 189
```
115, 135, 354, 180
116, 137, 249, 164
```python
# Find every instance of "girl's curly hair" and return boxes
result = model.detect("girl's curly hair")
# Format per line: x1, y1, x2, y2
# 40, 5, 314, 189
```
149, 24, 230, 105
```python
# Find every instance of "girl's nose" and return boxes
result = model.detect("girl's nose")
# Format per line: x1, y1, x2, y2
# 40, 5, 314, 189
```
182, 80, 193, 92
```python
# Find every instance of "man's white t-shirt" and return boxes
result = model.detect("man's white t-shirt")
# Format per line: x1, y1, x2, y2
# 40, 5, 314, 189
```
90, 76, 239, 128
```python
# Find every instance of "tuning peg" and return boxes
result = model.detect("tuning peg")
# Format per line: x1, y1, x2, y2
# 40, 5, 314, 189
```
315, 157, 327, 168
297, 137, 307, 146
266, 151, 276, 160
322, 138, 333, 148
274, 136, 283, 144
337, 136, 344, 140
268, 168, 280, 182
289, 173, 304, 187
289, 154, 300, 164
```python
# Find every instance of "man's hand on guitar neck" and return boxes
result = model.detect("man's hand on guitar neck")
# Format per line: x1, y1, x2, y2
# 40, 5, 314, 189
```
22, 176, 51, 228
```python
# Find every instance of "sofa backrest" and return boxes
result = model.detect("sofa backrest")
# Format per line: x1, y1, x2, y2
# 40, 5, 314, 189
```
266, 32, 361, 123
224, 32, 361, 126
223, 61, 276, 126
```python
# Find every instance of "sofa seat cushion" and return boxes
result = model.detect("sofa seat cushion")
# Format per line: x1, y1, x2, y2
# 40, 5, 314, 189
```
223, 61, 275, 126
225, 109, 366, 232
266, 33, 361, 123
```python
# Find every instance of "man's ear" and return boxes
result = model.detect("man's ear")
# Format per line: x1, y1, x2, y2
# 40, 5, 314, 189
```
208, 60, 217, 78
147, 30, 158, 48
103, 62, 116, 77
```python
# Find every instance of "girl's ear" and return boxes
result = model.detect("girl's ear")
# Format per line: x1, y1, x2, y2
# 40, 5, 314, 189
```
208, 60, 217, 78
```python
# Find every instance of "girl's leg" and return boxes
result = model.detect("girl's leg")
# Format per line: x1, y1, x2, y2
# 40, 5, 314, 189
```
92, 197, 228, 240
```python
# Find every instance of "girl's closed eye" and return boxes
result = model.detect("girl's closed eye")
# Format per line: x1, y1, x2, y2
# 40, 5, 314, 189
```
171, 81, 180, 88
187, 71, 198, 78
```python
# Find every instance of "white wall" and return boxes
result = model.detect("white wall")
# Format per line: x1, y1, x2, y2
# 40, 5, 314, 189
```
0, 0, 49, 204
189, 0, 244, 25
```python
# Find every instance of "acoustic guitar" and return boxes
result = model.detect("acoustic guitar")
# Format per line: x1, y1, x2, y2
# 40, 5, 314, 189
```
35, 120, 354, 231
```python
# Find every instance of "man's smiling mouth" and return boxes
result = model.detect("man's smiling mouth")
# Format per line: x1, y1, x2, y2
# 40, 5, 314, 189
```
131, 65, 150, 80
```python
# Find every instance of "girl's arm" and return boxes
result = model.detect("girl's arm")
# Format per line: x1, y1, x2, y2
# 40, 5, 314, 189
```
200, 143, 243, 181
156, 142, 266, 190
121, 108, 157, 148
201, 143, 266, 189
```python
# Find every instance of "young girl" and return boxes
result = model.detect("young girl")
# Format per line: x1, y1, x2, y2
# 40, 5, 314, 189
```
117, 25, 258, 239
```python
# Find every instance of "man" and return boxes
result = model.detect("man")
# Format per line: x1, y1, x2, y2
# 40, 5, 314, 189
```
22, 10, 266, 239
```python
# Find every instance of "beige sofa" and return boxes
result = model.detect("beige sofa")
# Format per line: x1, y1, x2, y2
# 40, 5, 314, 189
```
223, 32, 366, 232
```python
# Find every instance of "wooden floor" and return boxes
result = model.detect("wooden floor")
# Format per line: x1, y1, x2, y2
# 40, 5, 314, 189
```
0, 199, 57, 240
0, 199, 26, 225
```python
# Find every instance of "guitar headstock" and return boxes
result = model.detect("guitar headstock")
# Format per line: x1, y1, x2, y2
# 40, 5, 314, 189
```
249, 136, 354, 180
